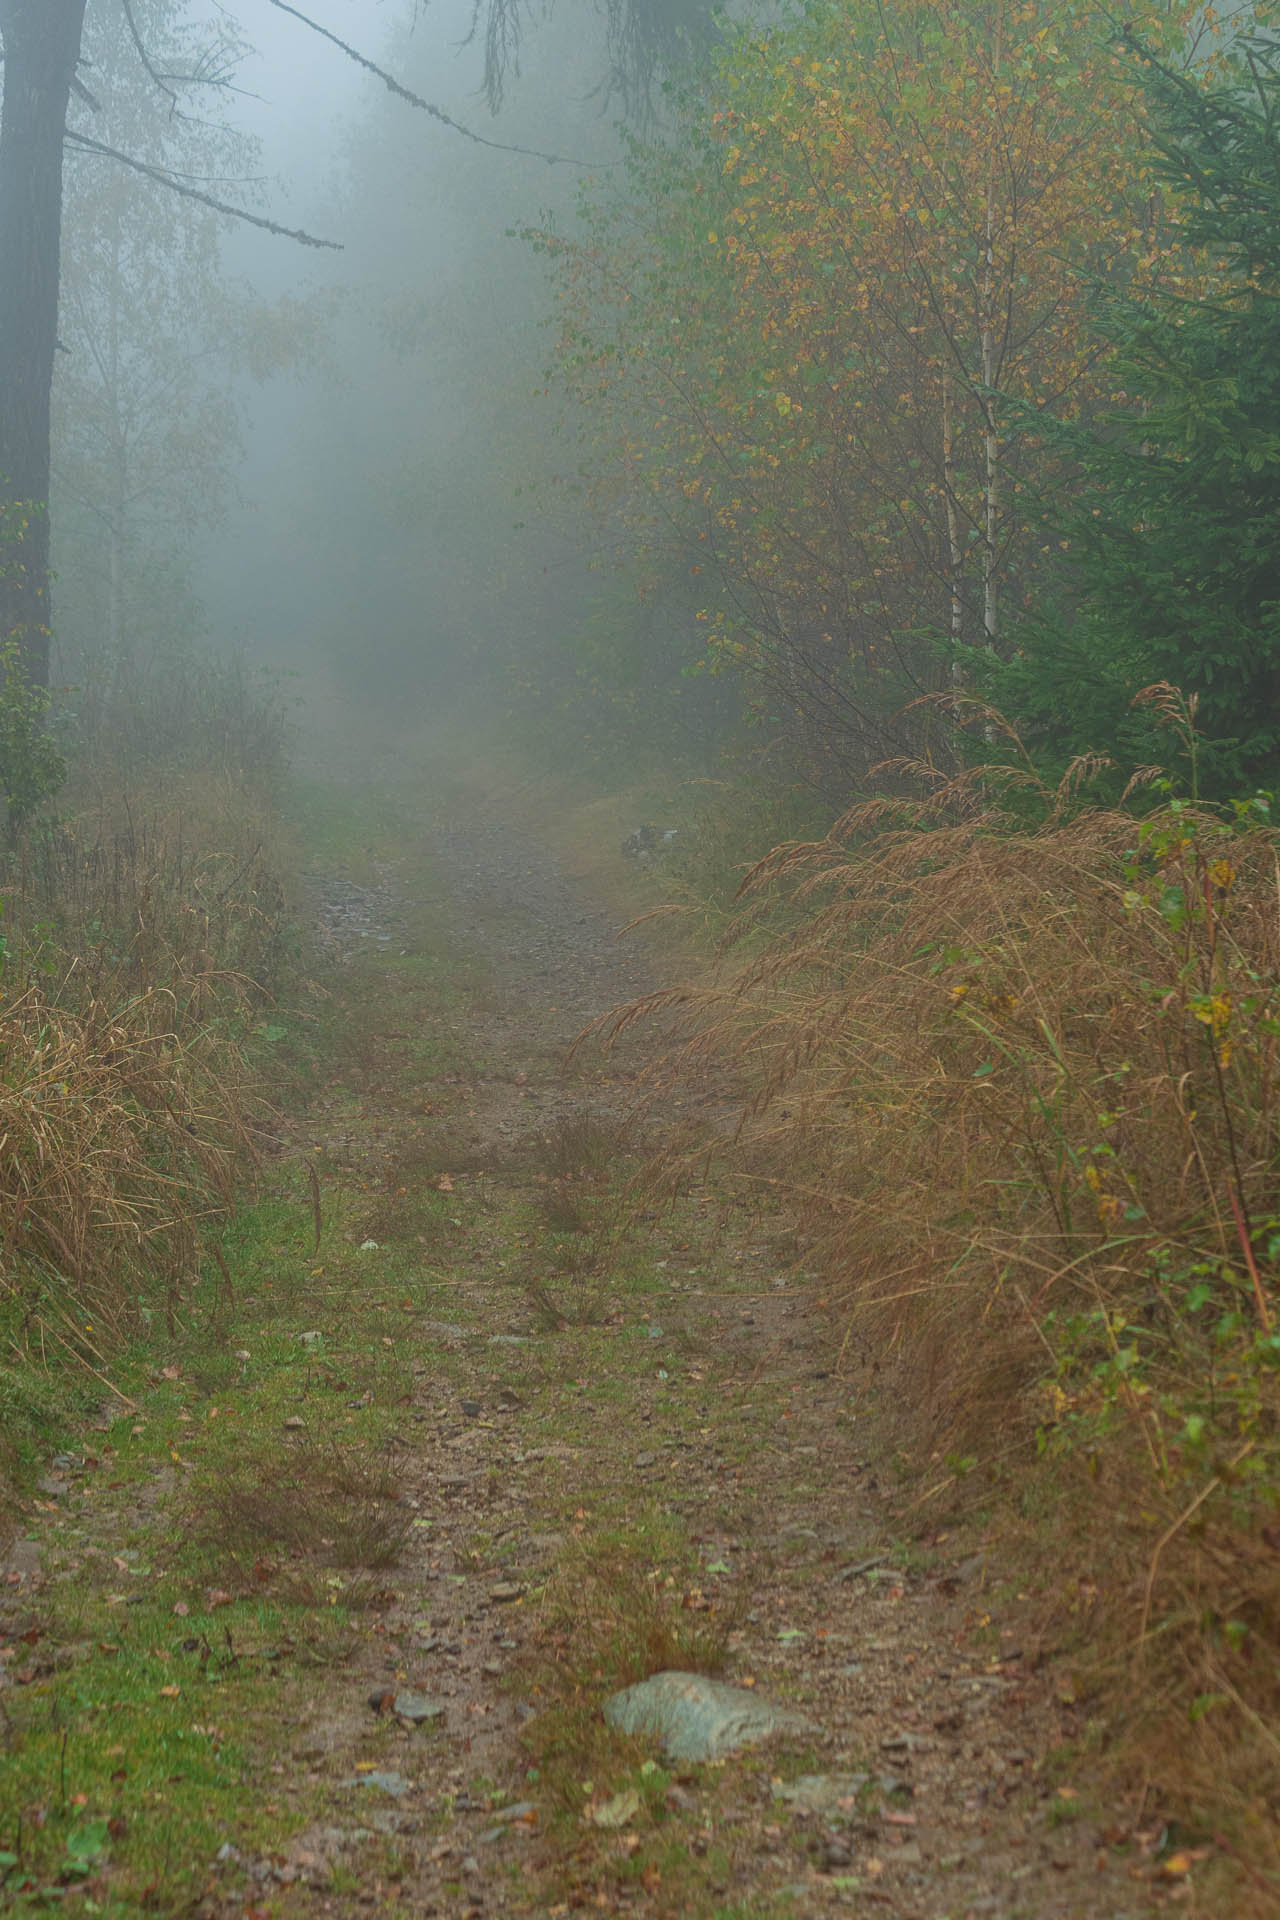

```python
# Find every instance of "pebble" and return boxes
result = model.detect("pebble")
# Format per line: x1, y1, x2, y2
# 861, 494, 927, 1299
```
340, 1770, 414, 1797
485, 1800, 537, 1825
774, 1774, 870, 1817
394, 1691, 444, 1725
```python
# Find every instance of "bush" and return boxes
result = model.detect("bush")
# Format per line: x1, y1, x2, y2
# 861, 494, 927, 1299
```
0, 641, 65, 834
616, 754, 1280, 1848
0, 784, 292, 1386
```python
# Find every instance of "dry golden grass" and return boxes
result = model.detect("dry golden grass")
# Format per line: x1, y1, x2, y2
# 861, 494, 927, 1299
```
607, 756, 1280, 1870
0, 797, 290, 1363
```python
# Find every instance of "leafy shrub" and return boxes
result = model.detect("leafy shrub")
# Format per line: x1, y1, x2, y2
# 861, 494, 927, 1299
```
0, 641, 65, 834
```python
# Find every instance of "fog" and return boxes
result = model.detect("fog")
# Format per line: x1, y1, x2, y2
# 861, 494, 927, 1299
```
197, 0, 640, 729
43, 0, 735, 775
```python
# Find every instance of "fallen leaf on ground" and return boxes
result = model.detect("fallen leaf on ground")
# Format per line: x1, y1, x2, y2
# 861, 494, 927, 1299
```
591, 1788, 641, 1829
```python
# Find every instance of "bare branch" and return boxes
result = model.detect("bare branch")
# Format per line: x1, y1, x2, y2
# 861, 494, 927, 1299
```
262, 0, 575, 165
120, 0, 178, 108
70, 74, 102, 111
114, 1, 250, 105
62, 131, 342, 250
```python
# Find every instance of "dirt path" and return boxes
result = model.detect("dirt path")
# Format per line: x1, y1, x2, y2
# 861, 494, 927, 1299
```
0, 782, 1204, 1918
280, 795, 1187, 1920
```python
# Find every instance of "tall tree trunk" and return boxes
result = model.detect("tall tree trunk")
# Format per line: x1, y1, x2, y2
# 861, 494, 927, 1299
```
0, 0, 88, 688
979, 6, 1003, 654
942, 372, 963, 659
980, 183, 999, 649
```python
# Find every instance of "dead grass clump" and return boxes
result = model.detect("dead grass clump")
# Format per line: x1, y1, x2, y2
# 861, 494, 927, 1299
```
608, 748, 1280, 1872
514, 1108, 637, 1326
516, 1223, 619, 1329
0, 982, 247, 1342
544, 1106, 632, 1182
11, 799, 291, 1007
188, 1433, 411, 1605
0, 801, 292, 1360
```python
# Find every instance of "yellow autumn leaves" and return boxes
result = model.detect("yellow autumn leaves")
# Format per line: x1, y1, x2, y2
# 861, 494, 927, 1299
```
537, 0, 1216, 763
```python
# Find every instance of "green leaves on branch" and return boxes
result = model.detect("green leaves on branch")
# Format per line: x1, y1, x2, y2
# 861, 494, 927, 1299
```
0, 641, 65, 833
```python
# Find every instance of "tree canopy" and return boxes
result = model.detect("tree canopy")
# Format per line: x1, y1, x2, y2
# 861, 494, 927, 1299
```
530, 0, 1211, 790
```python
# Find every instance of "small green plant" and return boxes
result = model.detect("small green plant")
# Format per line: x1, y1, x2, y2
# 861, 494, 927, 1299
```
0, 639, 64, 835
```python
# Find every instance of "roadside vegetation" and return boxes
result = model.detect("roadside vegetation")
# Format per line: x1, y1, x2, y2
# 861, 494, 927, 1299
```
515, 0, 1280, 1884
0, 647, 292, 1496
599, 737, 1280, 1860
4, 0, 1280, 1909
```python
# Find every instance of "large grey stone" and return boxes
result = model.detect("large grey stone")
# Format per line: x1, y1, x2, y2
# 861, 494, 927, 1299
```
603, 1670, 811, 1763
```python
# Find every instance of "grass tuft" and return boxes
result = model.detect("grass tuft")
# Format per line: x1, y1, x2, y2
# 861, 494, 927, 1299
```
185, 1432, 412, 1606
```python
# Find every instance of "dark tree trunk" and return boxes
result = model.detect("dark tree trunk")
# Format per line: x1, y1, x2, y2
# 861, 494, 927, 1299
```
0, 0, 87, 687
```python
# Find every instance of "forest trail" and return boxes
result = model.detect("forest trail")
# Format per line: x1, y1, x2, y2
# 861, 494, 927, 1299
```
1, 773, 1196, 1919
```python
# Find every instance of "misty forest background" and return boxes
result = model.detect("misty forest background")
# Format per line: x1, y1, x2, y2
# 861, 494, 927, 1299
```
31, 0, 1280, 801
5, 0, 1280, 1899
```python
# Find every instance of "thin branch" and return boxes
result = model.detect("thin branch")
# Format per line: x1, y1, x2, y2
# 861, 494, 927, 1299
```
1135, 1441, 1255, 1661
70, 74, 103, 111
120, 0, 178, 108
262, 0, 575, 165
116, 7, 249, 102
62, 131, 342, 249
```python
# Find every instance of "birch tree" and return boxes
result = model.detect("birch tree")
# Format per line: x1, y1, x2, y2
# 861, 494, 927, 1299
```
53, 0, 254, 668
534, 0, 1206, 779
